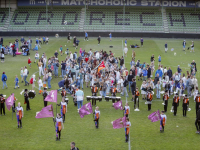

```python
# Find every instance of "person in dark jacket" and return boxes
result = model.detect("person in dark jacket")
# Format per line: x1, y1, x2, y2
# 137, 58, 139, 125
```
70, 142, 79, 150
167, 67, 173, 79
154, 74, 159, 85
131, 78, 136, 101
64, 78, 72, 94
121, 77, 128, 97
1, 72, 7, 89
128, 71, 134, 92
119, 56, 124, 69
195, 105, 200, 133
147, 64, 151, 78
97, 36, 101, 45
0, 37, 3, 46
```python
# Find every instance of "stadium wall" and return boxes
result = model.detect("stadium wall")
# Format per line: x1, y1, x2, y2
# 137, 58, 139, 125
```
0, 31, 199, 39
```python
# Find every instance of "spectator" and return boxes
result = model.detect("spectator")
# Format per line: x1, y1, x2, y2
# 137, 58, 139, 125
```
1, 72, 7, 89
167, 67, 173, 79
75, 86, 84, 110
23, 66, 29, 86
155, 67, 163, 79
70, 142, 79, 150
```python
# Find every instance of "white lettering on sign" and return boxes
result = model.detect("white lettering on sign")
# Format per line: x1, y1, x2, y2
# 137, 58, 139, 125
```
98, 0, 105, 5
129, 0, 137, 6
113, 0, 120, 5
91, 0, 97, 5
106, 0, 112, 5
30, 0, 36, 5
61, 0, 69, 5
70, 0, 77, 5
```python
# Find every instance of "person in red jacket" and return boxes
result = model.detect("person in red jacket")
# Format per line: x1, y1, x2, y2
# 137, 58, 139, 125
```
28, 57, 31, 68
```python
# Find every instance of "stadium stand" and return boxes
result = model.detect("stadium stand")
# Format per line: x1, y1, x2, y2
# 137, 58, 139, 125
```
8, 7, 81, 31
166, 8, 200, 33
0, 8, 9, 30
84, 7, 163, 32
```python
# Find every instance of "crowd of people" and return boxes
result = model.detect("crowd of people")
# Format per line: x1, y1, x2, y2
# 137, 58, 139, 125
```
1, 35, 200, 147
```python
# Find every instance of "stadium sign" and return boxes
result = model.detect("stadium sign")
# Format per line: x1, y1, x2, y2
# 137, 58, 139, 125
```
18, 0, 199, 7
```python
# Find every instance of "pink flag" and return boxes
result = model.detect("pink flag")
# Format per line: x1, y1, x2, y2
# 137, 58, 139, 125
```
148, 110, 161, 122
113, 100, 123, 110
5, 94, 14, 111
44, 90, 57, 103
35, 104, 54, 118
79, 102, 93, 118
112, 116, 126, 129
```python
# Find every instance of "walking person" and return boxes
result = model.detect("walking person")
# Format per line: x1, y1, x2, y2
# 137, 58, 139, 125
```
15, 102, 24, 128
85, 31, 88, 41
23, 66, 29, 86
2, 72, 8, 89
140, 37, 143, 47
97, 36, 101, 45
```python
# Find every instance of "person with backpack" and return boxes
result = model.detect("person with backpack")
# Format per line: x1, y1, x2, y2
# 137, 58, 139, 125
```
2, 72, 7, 89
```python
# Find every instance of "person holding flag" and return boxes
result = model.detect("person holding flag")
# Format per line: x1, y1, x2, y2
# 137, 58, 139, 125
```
53, 113, 64, 141
93, 106, 100, 129
125, 118, 131, 142
124, 103, 130, 117
160, 111, 167, 133
0, 94, 5, 115
43, 87, 48, 107
57, 99, 67, 123
16, 102, 23, 128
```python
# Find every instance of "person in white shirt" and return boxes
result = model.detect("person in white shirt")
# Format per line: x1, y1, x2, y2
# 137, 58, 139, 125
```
23, 66, 29, 86
116, 70, 120, 83
53, 113, 64, 141
124, 103, 130, 117
16, 102, 23, 128
31, 74, 36, 90
38, 77, 43, 93
160, 111, 167, 133
96, 51, 100, 60
124, 46, 128, 57
94, 106, 100, 129
20, 67, 24, 83
125, 118, 131, 142
70, 52, 73, 61
34, 52, 39, 63
57, 99, 67, 123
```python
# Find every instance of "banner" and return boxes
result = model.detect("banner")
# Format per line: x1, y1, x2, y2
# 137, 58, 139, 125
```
148, 110, 161, 122
35, 104, 54, 118
5, 94, 14, 111
18, 0, 198, 7
44, 90, 57, 103
79, 102, 93, 118
113, 100, 123, 110
112, 116, 126, 129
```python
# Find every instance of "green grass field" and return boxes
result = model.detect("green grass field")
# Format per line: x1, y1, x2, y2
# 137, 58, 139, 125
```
0, 37, 200, 150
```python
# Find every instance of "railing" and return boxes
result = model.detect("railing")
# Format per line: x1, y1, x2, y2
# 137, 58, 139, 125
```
83, 25, 164, 33
7, 26, 81, 32
168, 27, 200, 34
